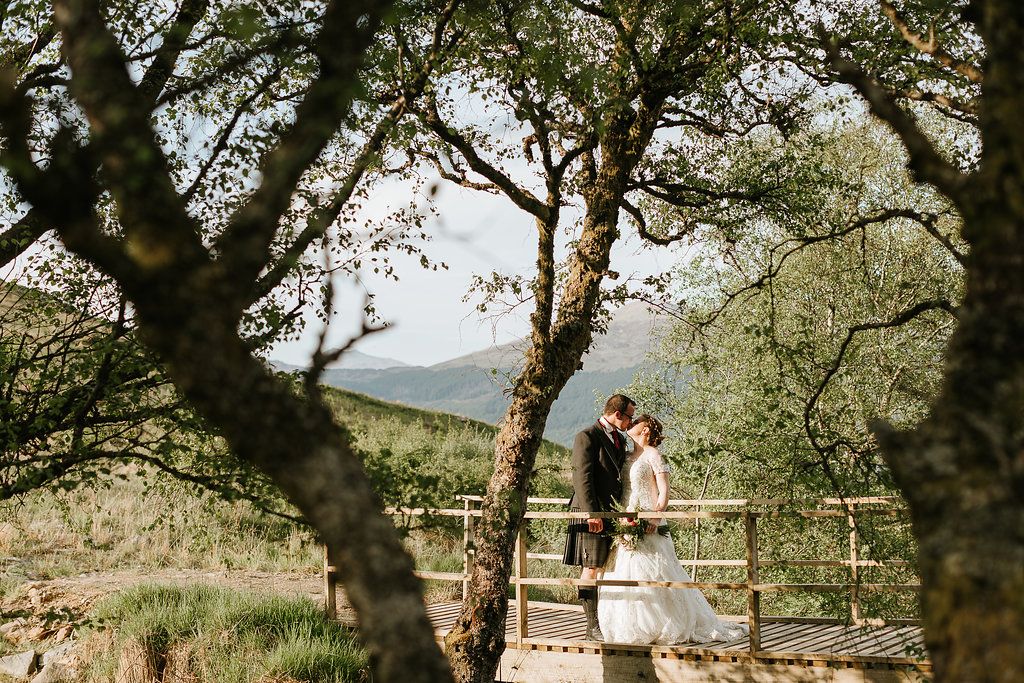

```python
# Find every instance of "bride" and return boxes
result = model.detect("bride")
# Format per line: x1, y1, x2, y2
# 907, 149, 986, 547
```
598, 414, 748, 645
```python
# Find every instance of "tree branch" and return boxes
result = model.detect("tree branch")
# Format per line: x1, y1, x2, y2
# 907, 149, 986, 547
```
415, 97, 552, 220
0, 209, 47, 269
153, 26, 310, 107
0, 26, 56, 72
247, 0, 464, 307
0, 1, 208, 270
53, 0, 207, 274
0, 72, 134, 282
126, 452, 305, 525
695, 209, 945, 328
213, 0, 394, 305
136, 0, 211, 103
819, 29, 972, 207
182, 63, 283, 203
633, 177, 779, 207
880, 0, 984, 84
803, 298, 958, 461
889, 84, 978, 121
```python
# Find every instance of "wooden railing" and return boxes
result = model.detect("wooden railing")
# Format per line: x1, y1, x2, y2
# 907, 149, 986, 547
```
324, 495, 920, 654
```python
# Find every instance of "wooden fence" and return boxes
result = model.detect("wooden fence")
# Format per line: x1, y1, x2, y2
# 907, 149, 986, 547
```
324, 495, 920, 655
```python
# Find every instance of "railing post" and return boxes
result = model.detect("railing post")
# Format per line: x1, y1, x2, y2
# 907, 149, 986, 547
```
848, 502, 861, 624
514, 523, 528, 643
462, 497, 475, 600
743, 512, 761, 654
323, 544, 338, 620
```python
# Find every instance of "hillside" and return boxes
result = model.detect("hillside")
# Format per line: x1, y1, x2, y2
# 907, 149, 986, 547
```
321, 383, 521, 438
310, 303, 667, 445
321, 365, 642, 446
319, 383, 573, 501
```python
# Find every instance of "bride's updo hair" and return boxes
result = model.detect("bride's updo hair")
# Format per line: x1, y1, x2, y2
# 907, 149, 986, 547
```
633, 414, 664, 447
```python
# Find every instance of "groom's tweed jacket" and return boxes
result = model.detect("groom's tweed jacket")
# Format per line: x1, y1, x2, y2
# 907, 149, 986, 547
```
569, 422, 626, 515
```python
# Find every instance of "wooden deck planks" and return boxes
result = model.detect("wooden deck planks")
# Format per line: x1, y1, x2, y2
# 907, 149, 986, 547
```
422, 600, 929, 669
844, 625, 921, 657
770, 624, 851, 653
758, 621, 821, 650
882, 626, 926, 658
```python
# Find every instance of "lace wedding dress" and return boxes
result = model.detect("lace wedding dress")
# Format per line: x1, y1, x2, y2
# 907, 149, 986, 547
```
598, 447, 748, 645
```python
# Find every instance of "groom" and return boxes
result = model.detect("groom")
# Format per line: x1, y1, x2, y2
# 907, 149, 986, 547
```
562, 393, 635, 641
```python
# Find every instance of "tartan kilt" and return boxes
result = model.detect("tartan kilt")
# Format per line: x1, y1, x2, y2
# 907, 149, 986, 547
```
562, 506, 612, 568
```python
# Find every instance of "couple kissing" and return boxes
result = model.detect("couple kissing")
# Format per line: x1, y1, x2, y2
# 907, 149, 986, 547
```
562, 394, 748, 645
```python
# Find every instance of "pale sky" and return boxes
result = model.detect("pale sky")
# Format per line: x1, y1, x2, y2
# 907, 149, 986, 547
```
1, 172, 673, 370
270, 181, 538, 368
269, 177, 676, 369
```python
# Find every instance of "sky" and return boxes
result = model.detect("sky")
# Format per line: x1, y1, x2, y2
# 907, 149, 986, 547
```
0, 146, 676, 372
0, 69, 680, 371
270, 181, 537, 368
269, 176, 677, 369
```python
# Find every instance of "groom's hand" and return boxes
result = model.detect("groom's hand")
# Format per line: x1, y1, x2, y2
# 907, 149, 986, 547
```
587, 518, 604, 533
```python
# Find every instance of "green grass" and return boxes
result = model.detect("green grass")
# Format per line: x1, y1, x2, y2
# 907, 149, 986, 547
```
323, 385, 501, 434
0, 476, 322, 582
82, 584, 367, 683
1, 386, 570, 583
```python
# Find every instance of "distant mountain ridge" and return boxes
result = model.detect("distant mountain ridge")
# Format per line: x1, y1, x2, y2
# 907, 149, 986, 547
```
273, 349, 410, 372
276, 304, 664, 446
431, 303, 660, 372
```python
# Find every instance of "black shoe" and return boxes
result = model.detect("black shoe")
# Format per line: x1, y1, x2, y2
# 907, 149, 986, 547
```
582, 595, 604, 642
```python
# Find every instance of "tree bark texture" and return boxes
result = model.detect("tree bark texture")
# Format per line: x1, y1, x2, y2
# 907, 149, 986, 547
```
0, 0, 454, 679
872, 2, 1024, 681
130, 292, 454, 683
444, 97, 663, 683
879, 202, 1024, 683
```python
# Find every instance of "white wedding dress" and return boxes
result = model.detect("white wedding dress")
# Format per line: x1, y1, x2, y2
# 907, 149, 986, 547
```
598, 447, 748, 644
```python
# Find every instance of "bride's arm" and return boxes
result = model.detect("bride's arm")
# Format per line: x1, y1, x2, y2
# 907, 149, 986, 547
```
652, 448, 671, 512
654, 472, 670, 512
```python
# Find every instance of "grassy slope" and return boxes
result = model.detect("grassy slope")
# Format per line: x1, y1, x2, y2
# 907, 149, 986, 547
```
0, 383, 572, 592
322, 383, 507, 434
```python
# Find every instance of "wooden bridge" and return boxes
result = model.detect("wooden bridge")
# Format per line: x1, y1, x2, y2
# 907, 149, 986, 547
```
326, 496, 930, 682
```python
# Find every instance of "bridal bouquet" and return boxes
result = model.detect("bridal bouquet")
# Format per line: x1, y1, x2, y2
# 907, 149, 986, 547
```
608, 509, 669, 551
610, 515, 645, 551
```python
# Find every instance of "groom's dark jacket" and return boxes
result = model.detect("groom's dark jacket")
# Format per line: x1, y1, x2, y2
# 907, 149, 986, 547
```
569, 422, 626, 514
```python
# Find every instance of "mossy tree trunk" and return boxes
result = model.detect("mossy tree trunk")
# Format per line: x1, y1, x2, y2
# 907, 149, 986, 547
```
829, 1, 1024, 679
0, 0, 455, 680
409, 3, 773, 680
442, 95, 666, 682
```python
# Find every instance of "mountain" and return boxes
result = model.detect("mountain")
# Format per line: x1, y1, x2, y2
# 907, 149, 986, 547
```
431, 302, 660, 372
313, 303, 665, 446
272, 349, 410, 372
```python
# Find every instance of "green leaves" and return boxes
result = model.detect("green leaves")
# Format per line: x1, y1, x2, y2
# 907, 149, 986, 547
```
630, 112, 964, 500
221, 5, 267, 43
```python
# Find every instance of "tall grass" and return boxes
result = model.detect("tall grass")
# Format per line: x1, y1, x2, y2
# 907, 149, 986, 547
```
83, 584, 367, 683
1, 387, 575, 623
0, 473, 321, 587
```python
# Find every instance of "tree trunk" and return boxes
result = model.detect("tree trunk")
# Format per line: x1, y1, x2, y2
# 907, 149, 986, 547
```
874, 4, 1024, 680
129, 291, 453, 683
442, 376, 559, 682
444, 100, 661, 682
878, 208, 1024, 681
443, 214, 621, 683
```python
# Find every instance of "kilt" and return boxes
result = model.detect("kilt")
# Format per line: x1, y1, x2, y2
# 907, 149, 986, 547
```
562, 507, 612, 568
